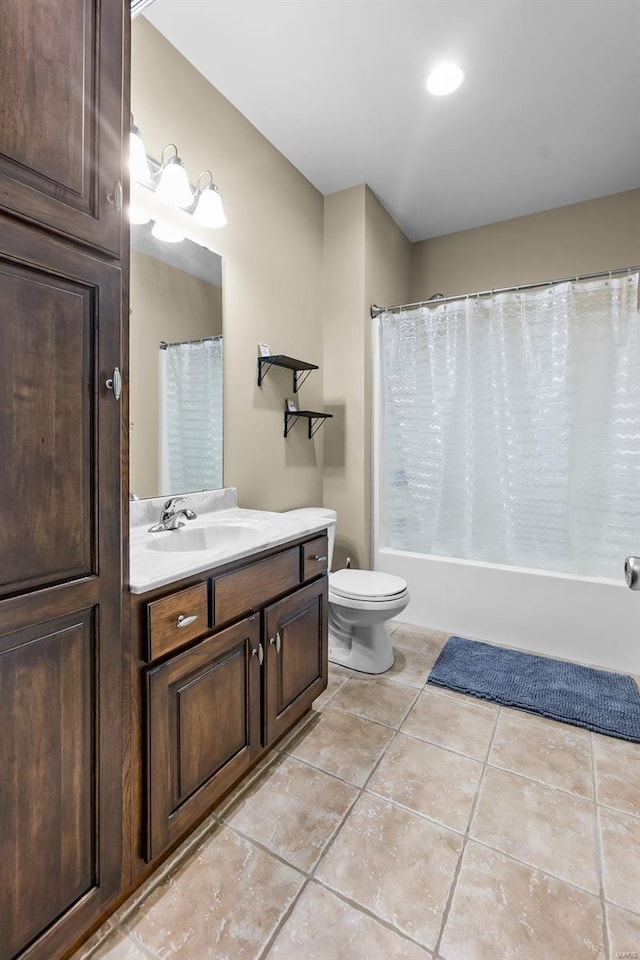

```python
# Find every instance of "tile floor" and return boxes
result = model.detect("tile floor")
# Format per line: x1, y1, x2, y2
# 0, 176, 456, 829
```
75, 622, 640, 960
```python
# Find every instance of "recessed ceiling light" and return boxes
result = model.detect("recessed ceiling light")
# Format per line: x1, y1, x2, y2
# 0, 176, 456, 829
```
426, 63, 464, 96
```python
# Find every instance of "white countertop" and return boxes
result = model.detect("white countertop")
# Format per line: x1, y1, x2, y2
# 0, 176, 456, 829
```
129, 489, 333, 594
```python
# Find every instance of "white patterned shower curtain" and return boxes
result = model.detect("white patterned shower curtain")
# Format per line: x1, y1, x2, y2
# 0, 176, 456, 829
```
159, 337, 223, 494
379, 273, 640, 578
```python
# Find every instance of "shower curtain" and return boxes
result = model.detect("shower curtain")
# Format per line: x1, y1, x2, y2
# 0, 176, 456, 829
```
380, 273, 640, 578
159, 337, 223, 494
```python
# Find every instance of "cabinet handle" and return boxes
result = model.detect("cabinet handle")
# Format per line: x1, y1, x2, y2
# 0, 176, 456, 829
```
176, 614, 198, 629
107, 179, 123, 213
269, 632, 282, 654
252, 642, 264, 666
106, 367, 122, 401
313, 555, 327, 563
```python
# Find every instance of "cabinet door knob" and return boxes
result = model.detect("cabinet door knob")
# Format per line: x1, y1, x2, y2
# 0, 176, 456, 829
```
107, 179, 123, 213
106, 366, 122, 401
269, 632, 282, 654
314, 555, 327, 562
252, 642, 264, 666
176, 614, 198, 628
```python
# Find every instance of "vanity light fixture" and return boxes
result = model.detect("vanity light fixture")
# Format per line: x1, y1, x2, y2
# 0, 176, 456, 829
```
129, 117, 151, 183
151, 218, 187, 243
127, 125, 228, 241
193, 171, 227, 229
155, 144, 194, 209
426, 63, 464, 96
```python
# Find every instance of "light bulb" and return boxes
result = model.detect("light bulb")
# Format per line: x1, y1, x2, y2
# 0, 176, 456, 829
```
426, 63, 464, 96
129, 127, 151, 183
151, 219, 186, 243
156, 157, 193, 209
193, 184, 227, 228
128, 200, 150, 224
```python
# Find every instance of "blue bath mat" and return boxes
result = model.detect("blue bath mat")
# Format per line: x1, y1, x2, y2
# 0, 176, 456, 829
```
427, 636, 640, 742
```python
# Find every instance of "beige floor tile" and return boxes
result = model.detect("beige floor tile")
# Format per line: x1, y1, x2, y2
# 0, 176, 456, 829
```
391, 622, 449, 657
600, 806, 640, 913
367, 733, 483, 833
330, 676, 418, 728
489, 710, 593, 798
126, 824, 304, 958
313, 673, 348, 708
79, 929, 154, 960
212, 752, 279, 819
328, 661, 358, 680
593, 733, 640, 817
70, 921, 117, 960
286, 705, 394, 786
471, 766, 599, 892
222, 754, 357, 871
606, 903, 640, 959
401, 688, 497, 760
268, 882, 431, 959
316, 793, 462, 950
440, 841, 605, 960
385, 644, 438, 688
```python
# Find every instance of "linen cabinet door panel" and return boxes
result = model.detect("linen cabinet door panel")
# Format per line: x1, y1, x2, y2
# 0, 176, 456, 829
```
0, 222, 122, 960
146, 616, 261, 862
0, 223, 121, 599
264, 578, 328, 745
0, 0, 124, 255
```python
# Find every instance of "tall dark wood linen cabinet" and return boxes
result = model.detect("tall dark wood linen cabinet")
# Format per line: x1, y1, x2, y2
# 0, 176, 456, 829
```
0, 3, 128, 958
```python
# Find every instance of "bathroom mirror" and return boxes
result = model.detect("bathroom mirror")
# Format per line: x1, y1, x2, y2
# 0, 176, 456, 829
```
129, 222, 223, 499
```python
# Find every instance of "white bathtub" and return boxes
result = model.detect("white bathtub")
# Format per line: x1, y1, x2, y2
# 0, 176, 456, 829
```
375, 546, 640, 674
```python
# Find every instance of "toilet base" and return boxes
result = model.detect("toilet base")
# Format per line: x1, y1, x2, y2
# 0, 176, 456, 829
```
328, 621, 395, 674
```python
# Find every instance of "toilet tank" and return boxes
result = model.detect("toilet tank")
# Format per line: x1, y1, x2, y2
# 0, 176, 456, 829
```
284, 507, 337, 570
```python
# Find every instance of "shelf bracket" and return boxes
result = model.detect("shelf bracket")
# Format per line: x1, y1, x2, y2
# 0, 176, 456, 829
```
257, 357, 274, 388
307, 416, 325, 439
284, 412, 301, 438
293, 368, 311, 393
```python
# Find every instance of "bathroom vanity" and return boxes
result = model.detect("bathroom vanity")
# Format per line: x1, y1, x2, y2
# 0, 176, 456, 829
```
125, 492, 331, 886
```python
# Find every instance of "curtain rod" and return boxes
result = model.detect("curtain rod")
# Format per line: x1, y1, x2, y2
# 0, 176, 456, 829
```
370, 265, 640, 319
159, 335, 222, 349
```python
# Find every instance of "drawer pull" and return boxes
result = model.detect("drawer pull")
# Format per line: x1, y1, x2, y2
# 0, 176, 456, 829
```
314, 555, 327, 562
269, 631, 282, 654
252, 642, 264, 666
176, 614, 198, 629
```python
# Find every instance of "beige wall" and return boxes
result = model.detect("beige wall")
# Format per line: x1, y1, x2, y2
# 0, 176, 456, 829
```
323, 186, 411, 567
411, 189, 640, 301
132, 19, 324, 510
129, 250, 222, 499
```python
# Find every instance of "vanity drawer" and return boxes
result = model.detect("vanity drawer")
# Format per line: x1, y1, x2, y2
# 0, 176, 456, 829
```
213, 547, 300, 626
147, 582, 209, 661
302, 536, 329, 581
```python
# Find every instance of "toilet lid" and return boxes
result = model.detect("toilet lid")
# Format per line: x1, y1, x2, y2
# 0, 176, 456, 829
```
330, 569, 407, 601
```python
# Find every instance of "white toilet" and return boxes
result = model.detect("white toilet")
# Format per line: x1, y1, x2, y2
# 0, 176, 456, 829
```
285, 508, 409, 674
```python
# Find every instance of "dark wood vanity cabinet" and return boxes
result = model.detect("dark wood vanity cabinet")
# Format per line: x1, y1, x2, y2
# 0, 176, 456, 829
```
132, 537, 329, 873
145, 616, 262, 861
0, 2, 128, 958
264, 579, 328, 744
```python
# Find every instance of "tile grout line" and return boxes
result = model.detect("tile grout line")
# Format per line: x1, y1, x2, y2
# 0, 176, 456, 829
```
591, 732, 612, 960
430, 703, 502, 959
256, 682, 426, 957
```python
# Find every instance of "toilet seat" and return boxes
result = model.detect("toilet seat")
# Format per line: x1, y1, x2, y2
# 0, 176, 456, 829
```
329, 569, 408, 602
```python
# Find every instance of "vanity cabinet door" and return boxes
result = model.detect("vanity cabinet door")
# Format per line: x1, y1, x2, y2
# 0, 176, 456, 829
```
145, 616, 261, 861
263, 578, 328, 746
0, 0, 125, 256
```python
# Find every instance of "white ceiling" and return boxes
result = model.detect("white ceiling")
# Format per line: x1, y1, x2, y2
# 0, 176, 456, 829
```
145, 0, 640, 242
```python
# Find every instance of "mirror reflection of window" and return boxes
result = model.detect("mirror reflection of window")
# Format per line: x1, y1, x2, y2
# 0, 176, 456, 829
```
129, 222, 223, 499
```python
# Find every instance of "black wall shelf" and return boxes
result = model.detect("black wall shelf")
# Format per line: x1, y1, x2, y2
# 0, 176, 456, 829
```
284, 410, 333, 439
257, 354, 318, 393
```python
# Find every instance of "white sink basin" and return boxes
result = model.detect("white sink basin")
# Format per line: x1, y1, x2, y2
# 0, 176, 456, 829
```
148, 521, 259, 553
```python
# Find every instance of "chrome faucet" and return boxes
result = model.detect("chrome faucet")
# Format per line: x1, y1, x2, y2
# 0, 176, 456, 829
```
148, 496, 198, 533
